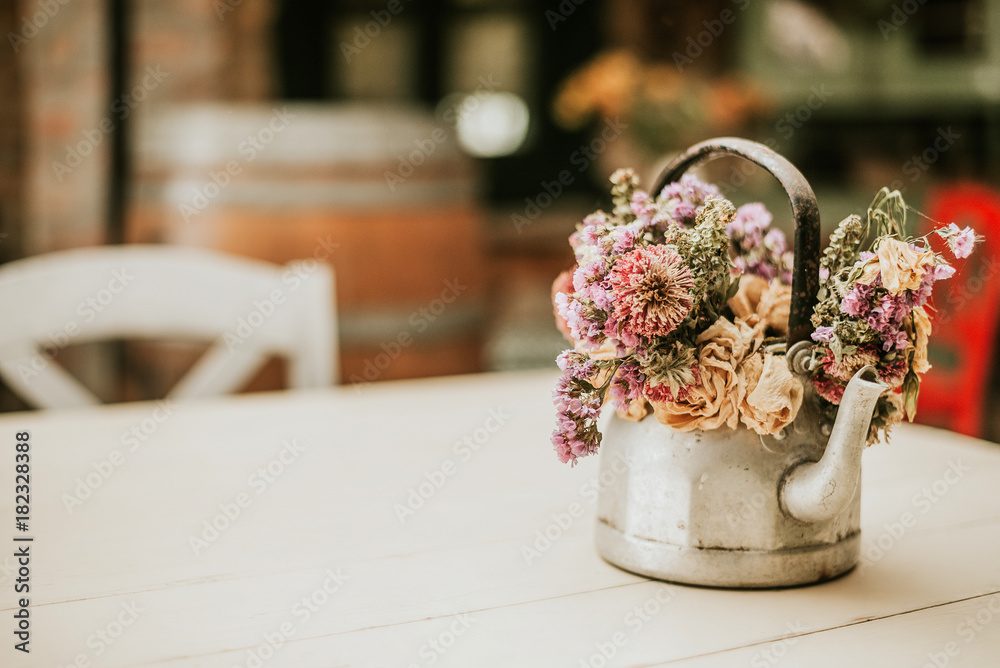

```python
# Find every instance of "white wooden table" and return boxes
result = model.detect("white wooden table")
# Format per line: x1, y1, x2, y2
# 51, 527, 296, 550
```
3, 369, 1000, 667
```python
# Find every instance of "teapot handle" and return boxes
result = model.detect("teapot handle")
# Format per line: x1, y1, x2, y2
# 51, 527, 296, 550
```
651, 137, 820, 347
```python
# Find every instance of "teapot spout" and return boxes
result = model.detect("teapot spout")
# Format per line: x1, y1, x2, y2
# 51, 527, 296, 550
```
781, 365, 887, 524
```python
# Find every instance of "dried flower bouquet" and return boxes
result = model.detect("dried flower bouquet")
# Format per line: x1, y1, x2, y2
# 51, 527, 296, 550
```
551, 171, 979, 465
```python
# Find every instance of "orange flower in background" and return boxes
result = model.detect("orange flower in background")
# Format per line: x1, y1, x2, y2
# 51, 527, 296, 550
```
641, 64, 684, 105
705, 78, 771, 132
553, 50, 641, 130
551, 49, 772, 154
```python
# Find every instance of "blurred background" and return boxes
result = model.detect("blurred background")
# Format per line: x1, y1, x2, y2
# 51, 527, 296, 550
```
1, 0, 998, 439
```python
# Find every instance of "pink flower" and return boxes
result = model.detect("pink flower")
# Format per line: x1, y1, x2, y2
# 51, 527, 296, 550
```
811, 326, 835, 342
953, 225, 976, 258
811, 374, 845, 405
840, 284, 871, 317
607, 245, 695, 341
878, 356, 909, 388
644, 380, 692, 404
609, 362, 645, 409
883, 329, 909, 352
939, 222, 978, 259
934, 264, 956, 280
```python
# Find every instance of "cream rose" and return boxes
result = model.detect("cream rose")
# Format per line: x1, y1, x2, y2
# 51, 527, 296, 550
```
739, 353, 804, 435
651, 316, 762, 431
728, 275, 791, 335
858, 238, 934, 295
616, 399, 651, 422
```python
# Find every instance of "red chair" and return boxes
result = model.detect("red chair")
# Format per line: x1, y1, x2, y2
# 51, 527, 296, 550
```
915, 183, 1000, 438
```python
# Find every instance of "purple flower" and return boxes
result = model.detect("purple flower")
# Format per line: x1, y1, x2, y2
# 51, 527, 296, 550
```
608, 362, 646, 410
840, 284, 870, 317
657, 175, 720, 226
726, 202, 791, 284
659, 174, 720, 205
610, 223, 641, 255
764, 228, 787, 253
587, 282, 612, 310
909, 271, 934, 308
555, 350, 595, 378
879, 293, 908, 326
883, 328, 909, 352
630, 191, 655, 220
557, 294, 605, 348
671, 200, 697, 223
811, 326, 836, 342
579, 213, 609, 246
612, 327, 640, 350
551, 352, 605, 465
738, 203, 772, 236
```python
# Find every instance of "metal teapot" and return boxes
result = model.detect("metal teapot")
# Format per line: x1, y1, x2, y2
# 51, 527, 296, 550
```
594, 139, 888, 588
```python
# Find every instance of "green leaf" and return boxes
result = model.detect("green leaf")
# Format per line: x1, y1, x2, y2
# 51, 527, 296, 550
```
726, 276, 740, 300
830, 335, 844, 365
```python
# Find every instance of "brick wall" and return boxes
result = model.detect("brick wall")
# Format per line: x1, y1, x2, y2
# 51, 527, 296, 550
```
13, 0, 274, 256
18, 0, 108, 253
132, 0, 273, 103
0, 3, 26, 264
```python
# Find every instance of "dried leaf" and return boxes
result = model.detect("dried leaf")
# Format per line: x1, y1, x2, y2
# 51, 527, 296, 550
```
902, 370, 920, 422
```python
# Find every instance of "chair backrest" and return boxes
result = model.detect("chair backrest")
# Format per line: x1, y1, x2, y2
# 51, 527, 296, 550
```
0, 245, 338, 409
916, 183, 1000, 436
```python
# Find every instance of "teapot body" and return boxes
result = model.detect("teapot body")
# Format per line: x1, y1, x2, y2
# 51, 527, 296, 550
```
595, 395, 860, 588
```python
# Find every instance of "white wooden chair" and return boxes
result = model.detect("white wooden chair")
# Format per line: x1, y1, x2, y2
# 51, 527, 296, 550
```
0, 245, 337, 409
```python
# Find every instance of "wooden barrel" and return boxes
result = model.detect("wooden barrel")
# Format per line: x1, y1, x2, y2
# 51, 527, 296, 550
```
127, 103, 486, 390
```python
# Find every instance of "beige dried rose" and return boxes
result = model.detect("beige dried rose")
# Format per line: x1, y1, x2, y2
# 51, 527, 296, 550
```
589, 364, 614, 388
858, 238, 934, 295
739, 353, 804, 435
616, 399, 651, 422
757, 281, 791, 335
581, 339, 619, 361
728, 275, 768, 321
651, 316, 762, 432
857, 258, 881, 286
727, 275, 791, 335
910, 306, 932, 374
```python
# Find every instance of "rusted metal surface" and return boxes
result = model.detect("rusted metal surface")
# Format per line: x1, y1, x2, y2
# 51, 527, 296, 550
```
652, 137, 821, 347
